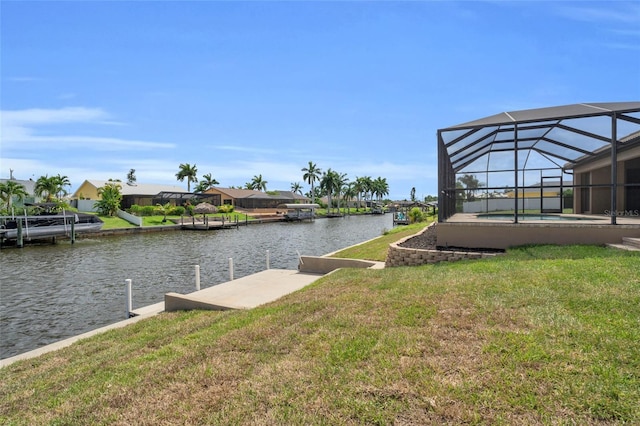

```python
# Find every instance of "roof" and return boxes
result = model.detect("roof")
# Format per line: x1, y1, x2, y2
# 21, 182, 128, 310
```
208, 187, 308, 200
568, 130, 640, 168
439, 102, 640, 173
443, 102, 640, 130
74, 180, 188, 197
0, 179, 36, 195
208, 187, 264, 199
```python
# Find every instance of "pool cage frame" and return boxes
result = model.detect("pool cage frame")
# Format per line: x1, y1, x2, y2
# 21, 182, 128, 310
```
438, 102, 640, 225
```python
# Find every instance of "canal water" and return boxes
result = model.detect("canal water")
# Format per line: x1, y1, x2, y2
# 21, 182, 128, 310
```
0, 214, 393, 359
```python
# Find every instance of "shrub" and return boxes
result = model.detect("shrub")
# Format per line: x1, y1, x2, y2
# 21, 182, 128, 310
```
217, 204, 234, 214
168, 206, 185, 216
129, 205, 142, 215
408, 207, 425, 223
141, 205, 156, 216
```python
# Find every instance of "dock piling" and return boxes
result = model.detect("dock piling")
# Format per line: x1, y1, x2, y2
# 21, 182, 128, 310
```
125, 279, 133, 318
229, 258, 234, 281
266, 250, 270, 270
16, 219, 23, 248
195, 265, 201, 291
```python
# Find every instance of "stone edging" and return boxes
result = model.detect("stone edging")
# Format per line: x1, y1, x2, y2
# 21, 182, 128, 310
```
385, 222, 503, 267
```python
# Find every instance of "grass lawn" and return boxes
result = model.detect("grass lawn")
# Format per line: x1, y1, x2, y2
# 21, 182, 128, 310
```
330, 219, 434, 261
1, 233, 638, 424
95, 214, 254, 229
95, 215, 137, 229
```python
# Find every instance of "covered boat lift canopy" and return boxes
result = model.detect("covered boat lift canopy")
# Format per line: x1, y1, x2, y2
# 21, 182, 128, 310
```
438, 102, 640, 224
277, 203, 320, 221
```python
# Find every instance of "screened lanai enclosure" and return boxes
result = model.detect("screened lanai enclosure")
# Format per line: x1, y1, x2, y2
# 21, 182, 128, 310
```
436, 102, 640, 249
438, 102, 640, 223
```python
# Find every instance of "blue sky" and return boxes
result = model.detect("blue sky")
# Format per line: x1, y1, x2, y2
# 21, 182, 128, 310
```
2, 1, 639, 200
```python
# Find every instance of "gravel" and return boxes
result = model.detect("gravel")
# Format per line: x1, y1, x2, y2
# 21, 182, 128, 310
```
398, 223, 505, 253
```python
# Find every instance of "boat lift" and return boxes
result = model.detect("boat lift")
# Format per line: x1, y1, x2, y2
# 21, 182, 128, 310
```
278, 203, 320, 222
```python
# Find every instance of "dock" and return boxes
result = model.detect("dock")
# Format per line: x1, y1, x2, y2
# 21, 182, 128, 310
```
1, 256, 383, 367
165, 269, 322, 311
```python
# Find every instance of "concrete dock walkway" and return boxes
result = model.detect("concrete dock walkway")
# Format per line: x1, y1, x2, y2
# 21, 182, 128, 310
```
165, 269, 323, 311
1, 256, 384, 368
0, 270, 324, 367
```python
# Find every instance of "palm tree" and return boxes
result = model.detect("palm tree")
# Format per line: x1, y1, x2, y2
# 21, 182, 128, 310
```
194, 173, 219, 193
250, 174, 268, 191
335, 172, 349, 214
320, 169, 340, 214
372, 177, 389, 202
353, 177, 366, 210
290, 182, 303, 195
127, 169, 137, 185
359, 176, 373, 210
301, 161, 321, 204
0, 180, 28, 212
34, 175, 59, 202
342, 182, 356, 215
95, 180, 122, 216
52, 174, 71, 199
155, 202, 171, 222
457, 174, 483, 201
201, 173, 219, 189
176, 163, 198, 192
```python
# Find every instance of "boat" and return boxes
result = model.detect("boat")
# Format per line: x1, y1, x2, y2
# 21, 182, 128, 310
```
371, 203, 385, 214
0, 212, 104, 241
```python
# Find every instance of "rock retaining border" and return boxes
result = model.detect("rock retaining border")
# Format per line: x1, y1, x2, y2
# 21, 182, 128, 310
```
385, 223, 503, 267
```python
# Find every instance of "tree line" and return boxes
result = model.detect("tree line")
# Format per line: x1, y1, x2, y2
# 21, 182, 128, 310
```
1, 163, 393, 215
174, 162, 391, 211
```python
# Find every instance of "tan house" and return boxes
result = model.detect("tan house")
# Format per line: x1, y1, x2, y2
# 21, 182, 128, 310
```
570, 131, 640, 215
72, 180, 207, 209
205, 187, 309, 210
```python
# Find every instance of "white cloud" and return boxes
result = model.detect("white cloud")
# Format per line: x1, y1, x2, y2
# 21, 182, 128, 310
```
1, 106, 175, 151
2, 107, 109, 125
555, 4, 640, 24
213, 145, 278, 154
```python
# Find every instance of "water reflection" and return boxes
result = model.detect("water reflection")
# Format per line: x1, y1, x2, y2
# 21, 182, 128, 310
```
0, 215, 392, 359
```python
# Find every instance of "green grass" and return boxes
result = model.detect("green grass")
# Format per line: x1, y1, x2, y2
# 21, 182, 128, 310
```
95, 213, 254, 229
95, 215, 137, 229
330, 219, 433, 261
1, 239, 639, 424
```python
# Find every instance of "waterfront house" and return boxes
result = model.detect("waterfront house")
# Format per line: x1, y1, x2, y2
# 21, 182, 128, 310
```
204, 187, 309, 210
436, 102, 640, 248
72, 180, 215, 210
568, 130, 640, 215
0, 178, 39, 207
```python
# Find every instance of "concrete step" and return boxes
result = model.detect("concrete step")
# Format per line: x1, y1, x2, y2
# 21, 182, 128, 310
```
622, 237, 640, 249
607, 243, 640, 251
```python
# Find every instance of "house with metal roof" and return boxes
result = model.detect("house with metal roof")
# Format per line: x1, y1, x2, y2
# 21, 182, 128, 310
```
204, 187, 309, 210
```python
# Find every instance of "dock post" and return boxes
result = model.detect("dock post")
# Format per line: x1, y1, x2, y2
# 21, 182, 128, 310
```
70, 219, 76, 244
229, 258, 234, 281
125, 279, 133, 318
266, 250, 270, 270
16, 219, 23, 248
195, 265, 201, 291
